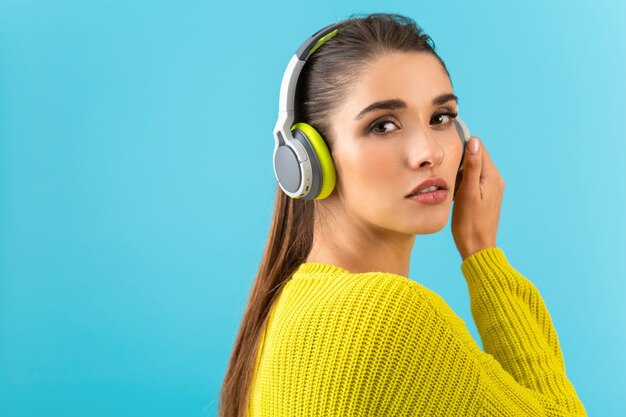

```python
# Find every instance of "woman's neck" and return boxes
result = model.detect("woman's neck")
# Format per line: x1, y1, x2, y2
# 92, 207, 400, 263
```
305, 211, 415, 277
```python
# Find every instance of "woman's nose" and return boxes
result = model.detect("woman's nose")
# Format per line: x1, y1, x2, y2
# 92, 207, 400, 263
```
407, 130, 445, 169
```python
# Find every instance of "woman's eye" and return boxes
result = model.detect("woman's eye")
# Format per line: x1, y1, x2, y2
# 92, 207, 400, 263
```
431, 111, 459, 127
367, 118, 399, 135
366, 111, 458, 135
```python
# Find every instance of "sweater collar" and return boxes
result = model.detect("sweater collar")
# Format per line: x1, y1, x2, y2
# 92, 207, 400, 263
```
294, 262, 352, 277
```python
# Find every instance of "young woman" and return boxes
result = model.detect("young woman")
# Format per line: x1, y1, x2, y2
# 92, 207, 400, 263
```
220, 13, 586, 417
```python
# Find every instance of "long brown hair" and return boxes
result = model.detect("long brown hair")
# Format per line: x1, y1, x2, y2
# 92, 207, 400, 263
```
218, 12, 450, 417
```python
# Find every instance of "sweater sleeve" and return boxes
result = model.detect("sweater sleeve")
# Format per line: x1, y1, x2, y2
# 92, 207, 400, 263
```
459, 247, 587, 416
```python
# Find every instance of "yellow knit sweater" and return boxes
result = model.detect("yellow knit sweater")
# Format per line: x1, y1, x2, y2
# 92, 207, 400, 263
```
247, 247, 586, 416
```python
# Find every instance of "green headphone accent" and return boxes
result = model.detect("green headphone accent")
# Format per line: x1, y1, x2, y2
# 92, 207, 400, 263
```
291, 122, 336, 199
308, 29, 340, 56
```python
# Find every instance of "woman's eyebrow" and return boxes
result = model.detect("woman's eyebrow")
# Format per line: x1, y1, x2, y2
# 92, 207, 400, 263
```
354, 93, 459, 120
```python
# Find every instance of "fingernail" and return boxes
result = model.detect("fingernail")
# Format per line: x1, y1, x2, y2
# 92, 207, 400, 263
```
469, 138, 479, 153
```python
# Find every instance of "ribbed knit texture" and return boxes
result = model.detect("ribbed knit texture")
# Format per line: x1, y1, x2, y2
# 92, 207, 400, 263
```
247, 247, 586, 416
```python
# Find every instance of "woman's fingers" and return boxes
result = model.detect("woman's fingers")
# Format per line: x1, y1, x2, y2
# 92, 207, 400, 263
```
462, 137, 483, 196
477, 137, 502, 182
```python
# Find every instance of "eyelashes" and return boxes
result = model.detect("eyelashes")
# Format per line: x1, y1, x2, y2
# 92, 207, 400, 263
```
366, 111, 459, 135
434, 110, 459, 126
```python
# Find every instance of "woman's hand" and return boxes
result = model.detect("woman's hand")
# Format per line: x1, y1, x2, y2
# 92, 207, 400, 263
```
451, 137, 505, 261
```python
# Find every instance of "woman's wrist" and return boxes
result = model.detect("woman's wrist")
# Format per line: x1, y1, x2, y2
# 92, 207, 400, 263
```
459, 244, 497, 261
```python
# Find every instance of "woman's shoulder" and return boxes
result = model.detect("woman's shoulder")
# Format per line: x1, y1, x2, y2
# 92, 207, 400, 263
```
253, 261, 485, 400
251, 262, 486, 416
274, 261, 473, 343
287, 260, 432, 305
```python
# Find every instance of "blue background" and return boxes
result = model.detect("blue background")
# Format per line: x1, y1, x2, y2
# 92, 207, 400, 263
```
1, 0, 624, 415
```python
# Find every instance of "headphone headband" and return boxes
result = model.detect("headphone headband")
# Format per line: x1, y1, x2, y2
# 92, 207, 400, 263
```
274, 23, 343, 145
295, 22, 344, 60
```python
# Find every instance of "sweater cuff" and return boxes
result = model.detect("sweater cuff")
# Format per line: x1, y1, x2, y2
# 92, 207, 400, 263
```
460, 247, 524, 292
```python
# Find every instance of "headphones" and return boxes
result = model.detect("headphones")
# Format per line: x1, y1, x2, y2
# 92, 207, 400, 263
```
273, 21, 472, 200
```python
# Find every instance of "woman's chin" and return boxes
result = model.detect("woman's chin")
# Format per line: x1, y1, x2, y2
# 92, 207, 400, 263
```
406, 215, 449, 235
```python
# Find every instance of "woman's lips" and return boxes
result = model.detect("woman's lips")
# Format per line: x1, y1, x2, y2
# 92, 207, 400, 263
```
406, 189, 448, 204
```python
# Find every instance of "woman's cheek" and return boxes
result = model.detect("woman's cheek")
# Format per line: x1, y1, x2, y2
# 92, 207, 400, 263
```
360, 148, 394, 179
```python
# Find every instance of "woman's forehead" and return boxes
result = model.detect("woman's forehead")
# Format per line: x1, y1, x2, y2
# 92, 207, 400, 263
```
341, 52, 453, 116
360, 52, 449, 94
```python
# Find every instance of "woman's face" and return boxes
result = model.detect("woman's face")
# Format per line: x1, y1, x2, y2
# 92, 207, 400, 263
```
327, 51, 463, 236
